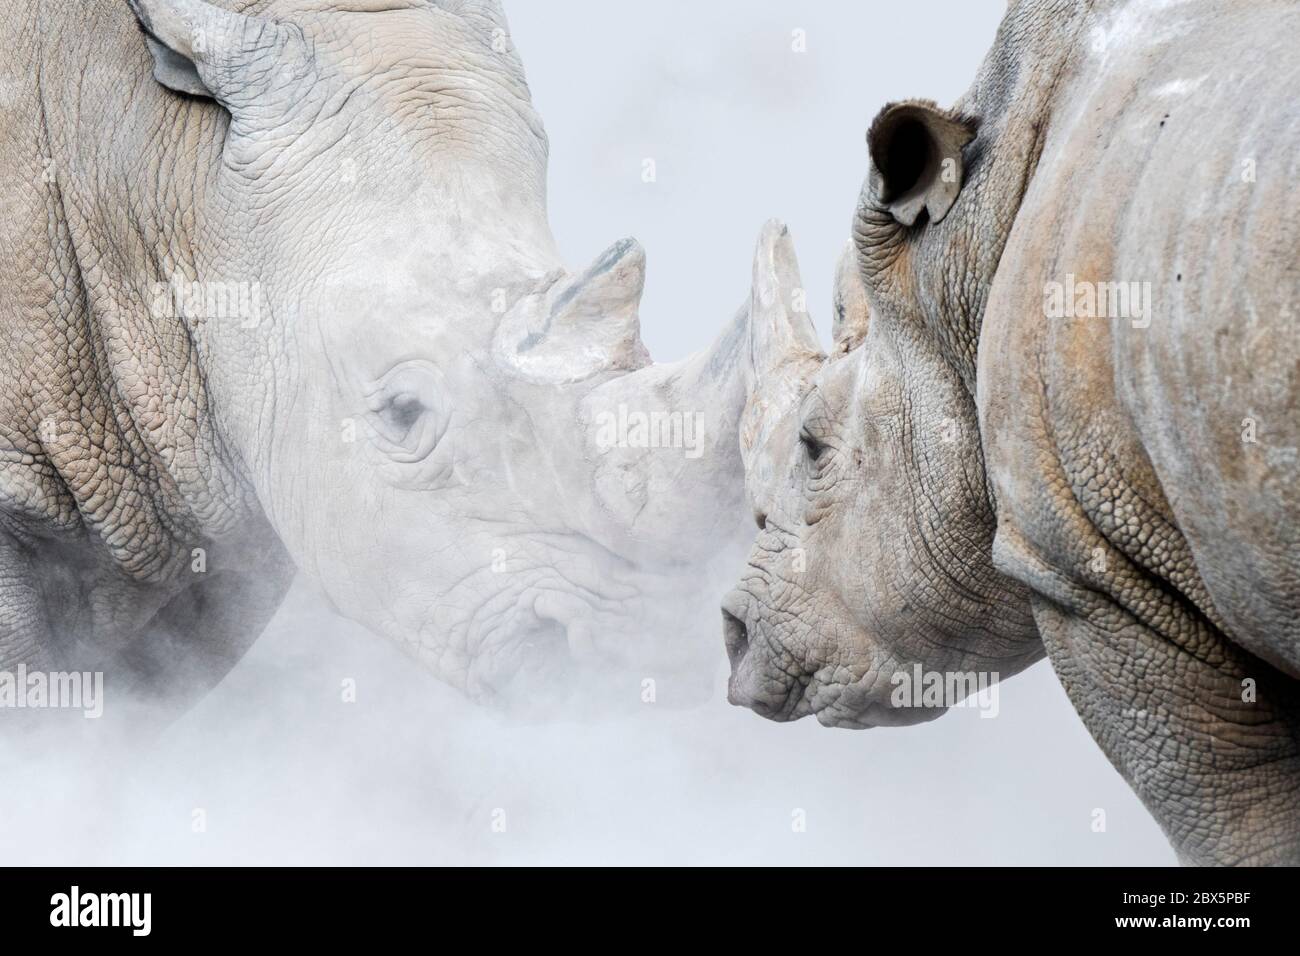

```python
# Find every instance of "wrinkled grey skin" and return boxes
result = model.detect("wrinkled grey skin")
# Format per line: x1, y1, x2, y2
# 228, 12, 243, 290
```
0, 0, 769, 715
724, 0, 1299, 864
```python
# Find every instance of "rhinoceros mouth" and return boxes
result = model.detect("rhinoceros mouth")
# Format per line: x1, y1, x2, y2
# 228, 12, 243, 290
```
396, 532, 653, 703
468, 613, 577, 704
721, 587, 814, 722
427, 585, 604, 701
722, 585, 944, 730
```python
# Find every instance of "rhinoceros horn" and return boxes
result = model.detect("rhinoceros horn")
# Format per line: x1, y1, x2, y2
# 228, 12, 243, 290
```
494, 238, 651, 386
575, 220, 824, 561
744, 219, 822, 388
738, 220, 825, 468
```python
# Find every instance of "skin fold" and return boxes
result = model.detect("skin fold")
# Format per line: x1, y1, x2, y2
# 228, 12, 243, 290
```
723, 0, 1299, 864
0, 0, 783, 716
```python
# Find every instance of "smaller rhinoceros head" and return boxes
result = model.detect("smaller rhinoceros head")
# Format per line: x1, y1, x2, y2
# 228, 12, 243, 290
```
127, 0, 778, 711
721, 218, 1040, 729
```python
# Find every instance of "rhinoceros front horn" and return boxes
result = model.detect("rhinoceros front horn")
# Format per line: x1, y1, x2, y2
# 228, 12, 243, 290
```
738, 220, 826, 470
574, 220, 825, 561
493, 238, 651, 385
746, 220, 822, 385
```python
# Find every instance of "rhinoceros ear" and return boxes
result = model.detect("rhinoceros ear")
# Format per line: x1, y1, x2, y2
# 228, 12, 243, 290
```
748, 220, 823, 381
831, 240, 871, 354
493, 239, 651, 385
128, 0, 307, 108
867, 100, 976, 227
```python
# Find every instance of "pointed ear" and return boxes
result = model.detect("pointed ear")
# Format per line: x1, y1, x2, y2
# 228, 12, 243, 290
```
128, 0, 308, 108
142, 34, 209, 97
867, 100, 976, 227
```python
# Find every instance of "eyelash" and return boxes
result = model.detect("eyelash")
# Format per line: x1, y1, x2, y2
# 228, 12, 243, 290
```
800, 431, 826, 460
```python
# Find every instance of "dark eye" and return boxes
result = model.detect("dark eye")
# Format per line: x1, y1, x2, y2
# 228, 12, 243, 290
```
379, 394, 425, 437
800, 428, 830, 464
365, 361, 450, 464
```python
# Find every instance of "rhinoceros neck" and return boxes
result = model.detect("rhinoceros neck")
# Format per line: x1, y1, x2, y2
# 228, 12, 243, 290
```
18, 0, 267, 577
934, 0, 1098, 395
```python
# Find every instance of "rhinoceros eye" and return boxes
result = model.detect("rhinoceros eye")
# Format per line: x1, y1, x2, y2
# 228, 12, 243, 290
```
799, 428, 829, 464
799, 412, 838, 475
364, 360, 450, 464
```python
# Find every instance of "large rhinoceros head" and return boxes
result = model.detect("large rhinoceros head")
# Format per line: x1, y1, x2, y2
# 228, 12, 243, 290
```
127, 0, 787, 710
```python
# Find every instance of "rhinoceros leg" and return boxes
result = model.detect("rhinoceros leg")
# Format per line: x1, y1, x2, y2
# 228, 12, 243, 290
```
99, 548, 297, 719
0, 530, 62, 674
1002, 528, 1300, 865
1, 518, 295, 721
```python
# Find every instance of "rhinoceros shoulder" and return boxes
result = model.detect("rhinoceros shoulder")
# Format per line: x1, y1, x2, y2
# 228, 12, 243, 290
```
978, 0, 1300, 671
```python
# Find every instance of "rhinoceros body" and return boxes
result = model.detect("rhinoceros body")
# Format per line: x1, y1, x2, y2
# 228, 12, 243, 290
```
980, 0, 1300, 864
0, 0, 774, 714
1, 0, 294, 700
723, 0, 1300, 864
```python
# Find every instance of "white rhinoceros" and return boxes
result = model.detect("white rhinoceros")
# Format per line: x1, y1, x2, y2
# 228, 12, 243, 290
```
722, 0, 1300, 864
0, 0, 785, 714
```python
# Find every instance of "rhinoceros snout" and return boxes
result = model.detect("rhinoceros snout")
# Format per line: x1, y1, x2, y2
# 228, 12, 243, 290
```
721, 591, 794, 720
721, 591, 751, 668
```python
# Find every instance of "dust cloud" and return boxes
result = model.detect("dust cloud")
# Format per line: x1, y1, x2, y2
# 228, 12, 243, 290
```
1, 573, 1172, 865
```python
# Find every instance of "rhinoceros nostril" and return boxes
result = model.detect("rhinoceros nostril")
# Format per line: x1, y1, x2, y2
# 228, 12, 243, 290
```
721, 606, 749, 665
